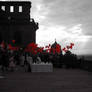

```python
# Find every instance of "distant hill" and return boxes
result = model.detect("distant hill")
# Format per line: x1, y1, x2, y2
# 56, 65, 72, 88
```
77, 55, 92, 61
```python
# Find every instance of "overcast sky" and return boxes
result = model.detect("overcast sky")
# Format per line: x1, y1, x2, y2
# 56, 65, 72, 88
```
2, 0, 92, 55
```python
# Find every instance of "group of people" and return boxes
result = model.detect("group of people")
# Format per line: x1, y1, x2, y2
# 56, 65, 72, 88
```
0, 44, 83, 73
0, 46, 43, 72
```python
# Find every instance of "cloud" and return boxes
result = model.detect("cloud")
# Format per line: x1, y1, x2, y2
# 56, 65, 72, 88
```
38, 0, 92, 35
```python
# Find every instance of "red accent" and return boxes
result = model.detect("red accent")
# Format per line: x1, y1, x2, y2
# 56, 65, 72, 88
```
66, 45, 70, 49
56, 44, 61, 53
12, 40, 15, 43
37, 47, 44, 53
62, 47, 67, 52
70, 43, 74, 46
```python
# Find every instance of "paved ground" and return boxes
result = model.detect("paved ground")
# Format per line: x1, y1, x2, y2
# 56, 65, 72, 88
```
0, 68, 92, 92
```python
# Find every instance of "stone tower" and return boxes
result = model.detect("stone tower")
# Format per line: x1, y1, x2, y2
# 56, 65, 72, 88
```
0, 1, 38, 46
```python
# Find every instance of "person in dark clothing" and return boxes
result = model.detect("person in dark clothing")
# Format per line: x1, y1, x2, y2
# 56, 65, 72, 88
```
1, 50, 9, 72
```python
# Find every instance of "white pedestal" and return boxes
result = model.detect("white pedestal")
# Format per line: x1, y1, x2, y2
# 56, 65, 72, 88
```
31, 63, 53, 72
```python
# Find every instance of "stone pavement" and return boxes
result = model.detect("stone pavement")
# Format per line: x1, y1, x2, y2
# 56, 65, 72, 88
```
0, 68, 92, 92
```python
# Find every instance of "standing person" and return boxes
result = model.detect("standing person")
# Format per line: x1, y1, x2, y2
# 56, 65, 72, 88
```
36, 55, 42, 64
48, 54, 53, 63
14, 52, 20, 65
24, 52, 27, 65
26, 54, 33, 72
9, 55, 15, 72
1, 49, 9, 72
20, 54, 25, 66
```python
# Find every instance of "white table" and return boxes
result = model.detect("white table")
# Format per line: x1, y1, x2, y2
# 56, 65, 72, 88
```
31, 63, 53, 72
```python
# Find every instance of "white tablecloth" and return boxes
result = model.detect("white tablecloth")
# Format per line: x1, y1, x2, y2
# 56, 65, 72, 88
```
31, 63, 53, 72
